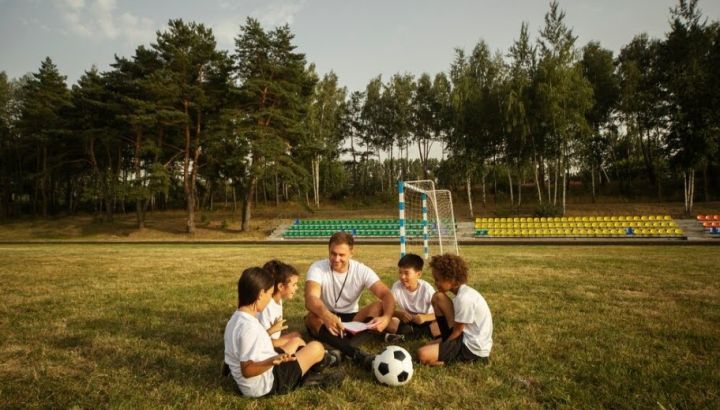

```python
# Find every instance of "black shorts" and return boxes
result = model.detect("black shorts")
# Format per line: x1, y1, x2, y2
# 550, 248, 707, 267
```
334, 311, 359, 323
438, 334, 489, 365
268, 360, 303, 395
398, 321, 433, 340
436, 316, 452, 340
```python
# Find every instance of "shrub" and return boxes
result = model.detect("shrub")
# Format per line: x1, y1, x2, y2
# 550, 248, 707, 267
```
534, 203, 563, 217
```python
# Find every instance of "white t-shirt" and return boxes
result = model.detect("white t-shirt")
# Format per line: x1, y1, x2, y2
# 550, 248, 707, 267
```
306, 259, 380, 314
391, 279, 435, 315
224, 310, 277, 397
454, 284, 493, 357
257, 298, 283, 339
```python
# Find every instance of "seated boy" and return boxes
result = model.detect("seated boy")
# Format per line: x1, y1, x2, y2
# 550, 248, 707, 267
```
384, 253, 440, 341
417, 253, 493, 366
223, 267, 341, 397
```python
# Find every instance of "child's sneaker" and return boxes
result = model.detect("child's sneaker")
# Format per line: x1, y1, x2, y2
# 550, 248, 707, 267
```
301, 370, 346, 389
384, 333, 405, 343
310, 349, 342, 372
221, 361, 231, 377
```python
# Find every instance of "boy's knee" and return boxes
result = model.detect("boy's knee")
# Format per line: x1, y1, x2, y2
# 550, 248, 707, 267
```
306, 341, 325, 359
417, 346, 432, 365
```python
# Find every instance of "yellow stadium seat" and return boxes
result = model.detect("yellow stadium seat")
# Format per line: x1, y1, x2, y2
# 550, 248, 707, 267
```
664, 215, 672, 220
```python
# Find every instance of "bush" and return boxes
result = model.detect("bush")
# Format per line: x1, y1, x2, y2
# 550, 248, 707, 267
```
534, 203, 563, 217
200, 213, 210, 225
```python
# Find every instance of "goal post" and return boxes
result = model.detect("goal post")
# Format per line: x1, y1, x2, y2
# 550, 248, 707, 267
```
398, 180, 459, 258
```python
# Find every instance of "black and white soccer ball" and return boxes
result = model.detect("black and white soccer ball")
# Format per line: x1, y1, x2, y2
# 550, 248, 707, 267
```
372, 345, 413, 386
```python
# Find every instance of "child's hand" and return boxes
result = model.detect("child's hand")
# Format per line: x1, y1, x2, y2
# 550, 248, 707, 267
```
412, 314, 425, 325
267, 317, 288, 335
397, 311, 413, 323
271, 353, 296, 365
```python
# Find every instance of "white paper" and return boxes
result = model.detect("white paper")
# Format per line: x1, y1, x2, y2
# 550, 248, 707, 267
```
342, 321, 376, 334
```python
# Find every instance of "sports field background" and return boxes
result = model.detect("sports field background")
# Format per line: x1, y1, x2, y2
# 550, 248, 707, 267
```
1, 244, 718, 409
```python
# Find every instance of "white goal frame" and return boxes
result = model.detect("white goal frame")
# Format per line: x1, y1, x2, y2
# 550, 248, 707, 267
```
398, 180, 459, 258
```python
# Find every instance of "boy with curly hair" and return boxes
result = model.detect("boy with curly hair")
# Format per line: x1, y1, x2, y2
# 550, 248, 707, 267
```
417, 253, 493, 366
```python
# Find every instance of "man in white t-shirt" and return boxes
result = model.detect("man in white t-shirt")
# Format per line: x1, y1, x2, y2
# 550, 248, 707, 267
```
304, 232, 395, 369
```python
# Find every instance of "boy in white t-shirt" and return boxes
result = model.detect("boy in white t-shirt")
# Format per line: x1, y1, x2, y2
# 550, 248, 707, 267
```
417, 253, 493, 366
384, 253, 440, 341
257, 260, 307, 354
223, 267, 342, 397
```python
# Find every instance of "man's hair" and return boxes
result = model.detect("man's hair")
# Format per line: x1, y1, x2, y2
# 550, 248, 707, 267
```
329, 231, 354, 249
398, 253, 424, 271
237, 267, 274, 307
263, 259, 299, 293
429, 253, 468, 284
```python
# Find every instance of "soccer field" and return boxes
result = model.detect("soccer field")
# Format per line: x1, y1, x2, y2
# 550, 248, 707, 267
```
1, 244, 718, 409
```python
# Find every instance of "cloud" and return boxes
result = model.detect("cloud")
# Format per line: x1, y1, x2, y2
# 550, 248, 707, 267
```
53, 0, 156, 45
214, 18, 241, 49
212, 1, 305, 50
253, 0, 305, 27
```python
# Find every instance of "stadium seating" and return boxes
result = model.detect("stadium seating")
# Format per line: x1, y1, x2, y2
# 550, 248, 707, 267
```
474, 215, 684, 238
696, 215, 720, 236
283, 218, 434, 239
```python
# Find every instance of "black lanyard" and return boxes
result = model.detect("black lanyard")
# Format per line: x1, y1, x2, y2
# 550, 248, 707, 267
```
333, 269, 350, 308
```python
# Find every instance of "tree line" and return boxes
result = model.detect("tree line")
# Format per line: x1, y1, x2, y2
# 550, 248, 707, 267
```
1, 0, 719, 231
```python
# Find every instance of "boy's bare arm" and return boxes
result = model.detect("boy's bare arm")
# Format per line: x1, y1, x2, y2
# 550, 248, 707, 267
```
394, 308, 413, 322
240, 354, 296, 378
447, 322, 465, 341
412, 312, 437, 324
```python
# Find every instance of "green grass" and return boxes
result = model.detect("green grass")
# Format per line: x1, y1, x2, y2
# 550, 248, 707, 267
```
1, 244, 718, 409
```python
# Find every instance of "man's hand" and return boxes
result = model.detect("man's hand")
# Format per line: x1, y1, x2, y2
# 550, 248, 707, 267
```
323, 312, 345, 337
369, 315, 391, 332
267, 317, 288, 336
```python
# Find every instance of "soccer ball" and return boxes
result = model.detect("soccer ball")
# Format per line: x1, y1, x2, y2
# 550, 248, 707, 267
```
372, 345, 413, 386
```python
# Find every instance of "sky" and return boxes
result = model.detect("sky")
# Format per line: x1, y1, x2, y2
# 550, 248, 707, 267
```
2, 0, 720, 93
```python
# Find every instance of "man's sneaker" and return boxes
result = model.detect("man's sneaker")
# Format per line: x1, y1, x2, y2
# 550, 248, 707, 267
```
310, 349, 342, 372
301, 370, 346, 389
352, 350, 376, 371
384, 333, 405, 343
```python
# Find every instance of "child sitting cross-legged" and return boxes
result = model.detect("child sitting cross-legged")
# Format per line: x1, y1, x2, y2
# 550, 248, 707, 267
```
417, 253, 493, 366
223, 267, 342, 397
257, 260, 309, 354
382, 253, 441, 342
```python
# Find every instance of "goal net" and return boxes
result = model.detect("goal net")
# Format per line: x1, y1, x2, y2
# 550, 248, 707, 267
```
399, 180, 459, 258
